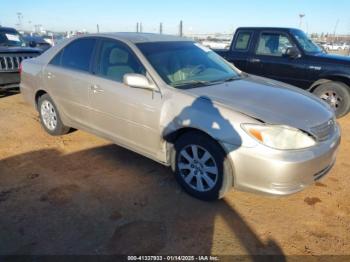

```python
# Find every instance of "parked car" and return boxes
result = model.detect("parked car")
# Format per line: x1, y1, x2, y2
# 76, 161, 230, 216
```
201, 39, 231, 50
342, 43, 350, 50
22, 35, 52, 52
215, 27, 350, 118
0, 27, 41, 91
21, 33, 340, 200
325, 43, 350, 51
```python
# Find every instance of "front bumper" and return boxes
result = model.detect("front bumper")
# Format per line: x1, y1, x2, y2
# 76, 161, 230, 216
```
0, 72, 20, 90
224, 124, 341, 196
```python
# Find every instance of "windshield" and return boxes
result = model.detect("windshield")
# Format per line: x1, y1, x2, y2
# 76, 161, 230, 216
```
137, 41, 240, 88
292, 30, 322, 53
0, 30, 26, 47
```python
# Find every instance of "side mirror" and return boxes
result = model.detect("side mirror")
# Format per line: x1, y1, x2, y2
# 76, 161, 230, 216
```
285, 47, 301, 59
123, 73, 157, 91
29, 41, 37, 48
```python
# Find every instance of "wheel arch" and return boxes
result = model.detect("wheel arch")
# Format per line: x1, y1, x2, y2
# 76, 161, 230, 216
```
164, 127, 232, 157
34, 89, 48, 111
164, 127, 214, 144
164, 126, 235, 195
309, 75, 350, 93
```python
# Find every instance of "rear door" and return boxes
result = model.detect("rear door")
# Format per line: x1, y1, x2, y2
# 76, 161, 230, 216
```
43, 38, 97, 127
221, 30, 253, 71
88, 38, 163, 157
246, 31, 308, 88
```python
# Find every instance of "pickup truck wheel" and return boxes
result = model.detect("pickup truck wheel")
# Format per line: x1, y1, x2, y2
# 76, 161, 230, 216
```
38, 94, 70, 136
313, 81, 350, 118
174, 132, 231, 201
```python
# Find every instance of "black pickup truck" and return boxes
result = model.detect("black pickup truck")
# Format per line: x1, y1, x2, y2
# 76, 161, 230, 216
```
215, 27, 350, 118
0, 27, 41, 91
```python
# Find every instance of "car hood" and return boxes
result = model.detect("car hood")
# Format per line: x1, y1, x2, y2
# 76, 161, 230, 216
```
0, 46, 41, 54
185, 75, 334, 130
312, 52, 350, 65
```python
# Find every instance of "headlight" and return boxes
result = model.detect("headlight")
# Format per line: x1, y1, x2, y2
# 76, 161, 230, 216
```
241, 124, 316, 150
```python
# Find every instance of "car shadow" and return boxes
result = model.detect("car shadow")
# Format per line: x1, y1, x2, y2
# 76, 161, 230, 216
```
163, 96, 242, 148
0, 89, 20, 99
0, 145, 285, 259
0, 97, 285, 259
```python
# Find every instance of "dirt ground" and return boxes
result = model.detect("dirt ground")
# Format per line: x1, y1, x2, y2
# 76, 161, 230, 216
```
0, 91, 349, 257
328, 49, 350, 56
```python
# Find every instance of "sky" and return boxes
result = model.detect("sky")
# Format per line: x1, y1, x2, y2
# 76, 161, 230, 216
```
1, 0, 350, 35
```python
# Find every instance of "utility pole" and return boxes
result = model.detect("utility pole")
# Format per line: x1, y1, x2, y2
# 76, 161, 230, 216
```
159, 22, 163, 34
28, 20, 32, 33
136, 22, 139, 33
299, 13, 305, 29
34, 24, 40, 33
179, 20, 183, 37
16, 12, 23, 30
333, 19, 339, 43
348, 21, 350, 56
96, 24, 100, 33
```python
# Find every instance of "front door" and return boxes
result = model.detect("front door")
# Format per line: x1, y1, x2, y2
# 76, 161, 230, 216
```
89, 38, 163, 158
246, 31, 308, 88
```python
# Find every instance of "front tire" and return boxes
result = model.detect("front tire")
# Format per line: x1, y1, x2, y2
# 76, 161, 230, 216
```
38, 94, 70, 136
313, 81, 350, 118
173, 131, 232, 201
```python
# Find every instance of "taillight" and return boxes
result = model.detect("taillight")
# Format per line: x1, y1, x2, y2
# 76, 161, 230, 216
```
19, 63, 22, 75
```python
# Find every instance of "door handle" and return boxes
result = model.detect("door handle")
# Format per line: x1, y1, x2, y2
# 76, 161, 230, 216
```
47, 72, 55, 79
90, 84, 104, 94
249, 58, 261, 63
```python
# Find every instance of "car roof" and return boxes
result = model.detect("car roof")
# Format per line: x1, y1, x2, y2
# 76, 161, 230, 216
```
82, 32, 191, 44
237, 27, 300, 32
0, 27, 18, 33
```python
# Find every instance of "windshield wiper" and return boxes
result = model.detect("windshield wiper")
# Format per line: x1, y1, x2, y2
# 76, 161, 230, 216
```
206, 76, 242, 85
172, 76, 243, 89
222, 76, 242, 82
172, 80, 211, 89
0, 43, 19, 47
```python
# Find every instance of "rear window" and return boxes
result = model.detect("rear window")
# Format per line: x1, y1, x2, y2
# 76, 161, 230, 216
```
59, 38, 96, 72
234, 32, 252, 50
0, 29, 25, 47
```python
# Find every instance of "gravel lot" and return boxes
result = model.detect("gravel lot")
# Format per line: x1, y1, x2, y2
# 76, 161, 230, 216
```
0, 92, 349, 256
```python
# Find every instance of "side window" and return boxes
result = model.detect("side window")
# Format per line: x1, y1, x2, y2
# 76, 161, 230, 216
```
97, 39, 146, 83
234, 32, 251, 51
256, 33, 293, 56
60, 38, 96, 72
49, 50, 63, 66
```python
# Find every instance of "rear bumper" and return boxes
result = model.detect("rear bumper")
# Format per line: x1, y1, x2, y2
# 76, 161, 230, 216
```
224, 124, 341, 196
0, 72, 20, 90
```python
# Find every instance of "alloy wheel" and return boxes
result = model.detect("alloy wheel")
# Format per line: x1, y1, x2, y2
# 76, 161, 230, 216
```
178, 145, 219, 192
40, 100, 58, 131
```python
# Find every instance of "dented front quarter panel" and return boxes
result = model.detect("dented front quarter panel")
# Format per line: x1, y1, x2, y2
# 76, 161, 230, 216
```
160, 87, 261, 151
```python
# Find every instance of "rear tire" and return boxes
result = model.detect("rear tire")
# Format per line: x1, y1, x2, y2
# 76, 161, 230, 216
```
38, 94, 70, 136
173, 131, 232, 201
313, 81, 350, 118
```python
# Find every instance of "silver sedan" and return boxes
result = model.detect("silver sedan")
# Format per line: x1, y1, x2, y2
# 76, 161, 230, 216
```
20, 33, 340, 200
